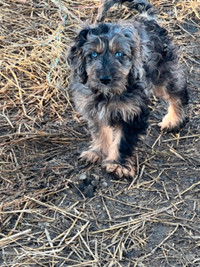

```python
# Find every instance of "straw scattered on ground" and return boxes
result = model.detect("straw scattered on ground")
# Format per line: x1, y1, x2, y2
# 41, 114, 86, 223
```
0, 0, 200, 266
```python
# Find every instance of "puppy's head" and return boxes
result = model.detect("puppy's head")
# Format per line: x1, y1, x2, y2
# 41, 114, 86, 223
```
68, 23, 143, 96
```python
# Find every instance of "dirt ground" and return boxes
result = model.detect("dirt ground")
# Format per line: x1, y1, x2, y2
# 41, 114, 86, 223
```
0, 0, 200, 266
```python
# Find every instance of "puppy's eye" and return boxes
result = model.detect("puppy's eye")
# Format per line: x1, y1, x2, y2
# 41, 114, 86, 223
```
115, 52, 122, 57
91, 52, 98, 58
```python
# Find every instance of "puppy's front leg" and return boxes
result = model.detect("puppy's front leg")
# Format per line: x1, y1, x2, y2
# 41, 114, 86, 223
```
103, 115, 147, 178
80, 124, 113, 163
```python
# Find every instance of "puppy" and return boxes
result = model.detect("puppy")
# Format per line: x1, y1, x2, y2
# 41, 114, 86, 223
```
68, 0, 188, 178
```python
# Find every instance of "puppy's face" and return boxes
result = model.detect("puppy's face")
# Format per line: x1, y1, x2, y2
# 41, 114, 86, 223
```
83, 34, 133, 96
69, 23, 142, 96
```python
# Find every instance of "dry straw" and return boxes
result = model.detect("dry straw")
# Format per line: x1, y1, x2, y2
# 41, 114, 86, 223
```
0, 0, 200, 266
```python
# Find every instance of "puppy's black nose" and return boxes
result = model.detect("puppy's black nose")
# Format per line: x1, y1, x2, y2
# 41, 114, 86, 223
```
100, 76, 111, 85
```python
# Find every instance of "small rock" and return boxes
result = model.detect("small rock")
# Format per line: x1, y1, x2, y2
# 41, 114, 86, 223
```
79, 172, 87, 180
102, 181, 108, 187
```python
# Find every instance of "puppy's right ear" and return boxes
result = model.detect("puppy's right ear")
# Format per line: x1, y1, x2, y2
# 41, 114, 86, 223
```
68, 28, 89, 84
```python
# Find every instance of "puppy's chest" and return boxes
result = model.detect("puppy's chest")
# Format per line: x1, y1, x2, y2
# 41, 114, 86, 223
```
94, 97, 137, 124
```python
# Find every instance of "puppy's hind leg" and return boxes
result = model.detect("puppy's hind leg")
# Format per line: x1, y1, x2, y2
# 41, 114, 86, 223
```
156, 80, 189, 132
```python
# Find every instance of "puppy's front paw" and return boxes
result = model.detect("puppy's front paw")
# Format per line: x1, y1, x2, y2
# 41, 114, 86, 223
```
103, 161, 135, 178
80, 150, 102, 164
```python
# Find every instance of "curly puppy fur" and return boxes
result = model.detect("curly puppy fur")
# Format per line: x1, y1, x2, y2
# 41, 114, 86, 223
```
68, 0, 189, 178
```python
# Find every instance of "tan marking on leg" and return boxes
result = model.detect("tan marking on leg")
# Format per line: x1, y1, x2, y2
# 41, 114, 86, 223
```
92, 125, 113, 156
105, 126, 122, 162
154, 86, 169, 100
80, 125, 113, 163
103, 127, 135, 178
154, 86, 185, 131
159, 98, 185, 130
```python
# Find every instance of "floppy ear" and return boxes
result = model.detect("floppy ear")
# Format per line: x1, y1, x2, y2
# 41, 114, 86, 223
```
131, 39, 145, 81
130, 46, 144, 82
68, 29, 89, 84
123, 29, 144, 81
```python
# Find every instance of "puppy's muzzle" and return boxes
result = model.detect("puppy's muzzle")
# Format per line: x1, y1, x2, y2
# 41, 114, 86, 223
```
100, 75, 112, 85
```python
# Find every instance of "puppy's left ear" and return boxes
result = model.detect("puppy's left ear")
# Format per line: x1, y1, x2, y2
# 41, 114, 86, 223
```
131, 42, 145, 81
124, 29, 144, 81
68, 28, 89, 83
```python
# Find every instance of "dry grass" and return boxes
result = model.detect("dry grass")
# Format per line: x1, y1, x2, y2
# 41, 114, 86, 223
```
0, 0, 200, 266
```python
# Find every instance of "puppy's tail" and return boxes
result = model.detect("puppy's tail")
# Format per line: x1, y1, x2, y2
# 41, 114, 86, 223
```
96, 0, 154, 22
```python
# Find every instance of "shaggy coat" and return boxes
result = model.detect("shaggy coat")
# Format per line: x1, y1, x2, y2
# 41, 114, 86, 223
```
68, 0, 188, 177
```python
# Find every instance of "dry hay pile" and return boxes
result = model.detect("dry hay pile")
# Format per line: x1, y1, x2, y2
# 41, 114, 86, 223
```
0, 0, 200, 266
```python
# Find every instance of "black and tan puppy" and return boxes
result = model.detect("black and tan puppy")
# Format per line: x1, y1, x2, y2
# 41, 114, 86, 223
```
68, 0, 188, 178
